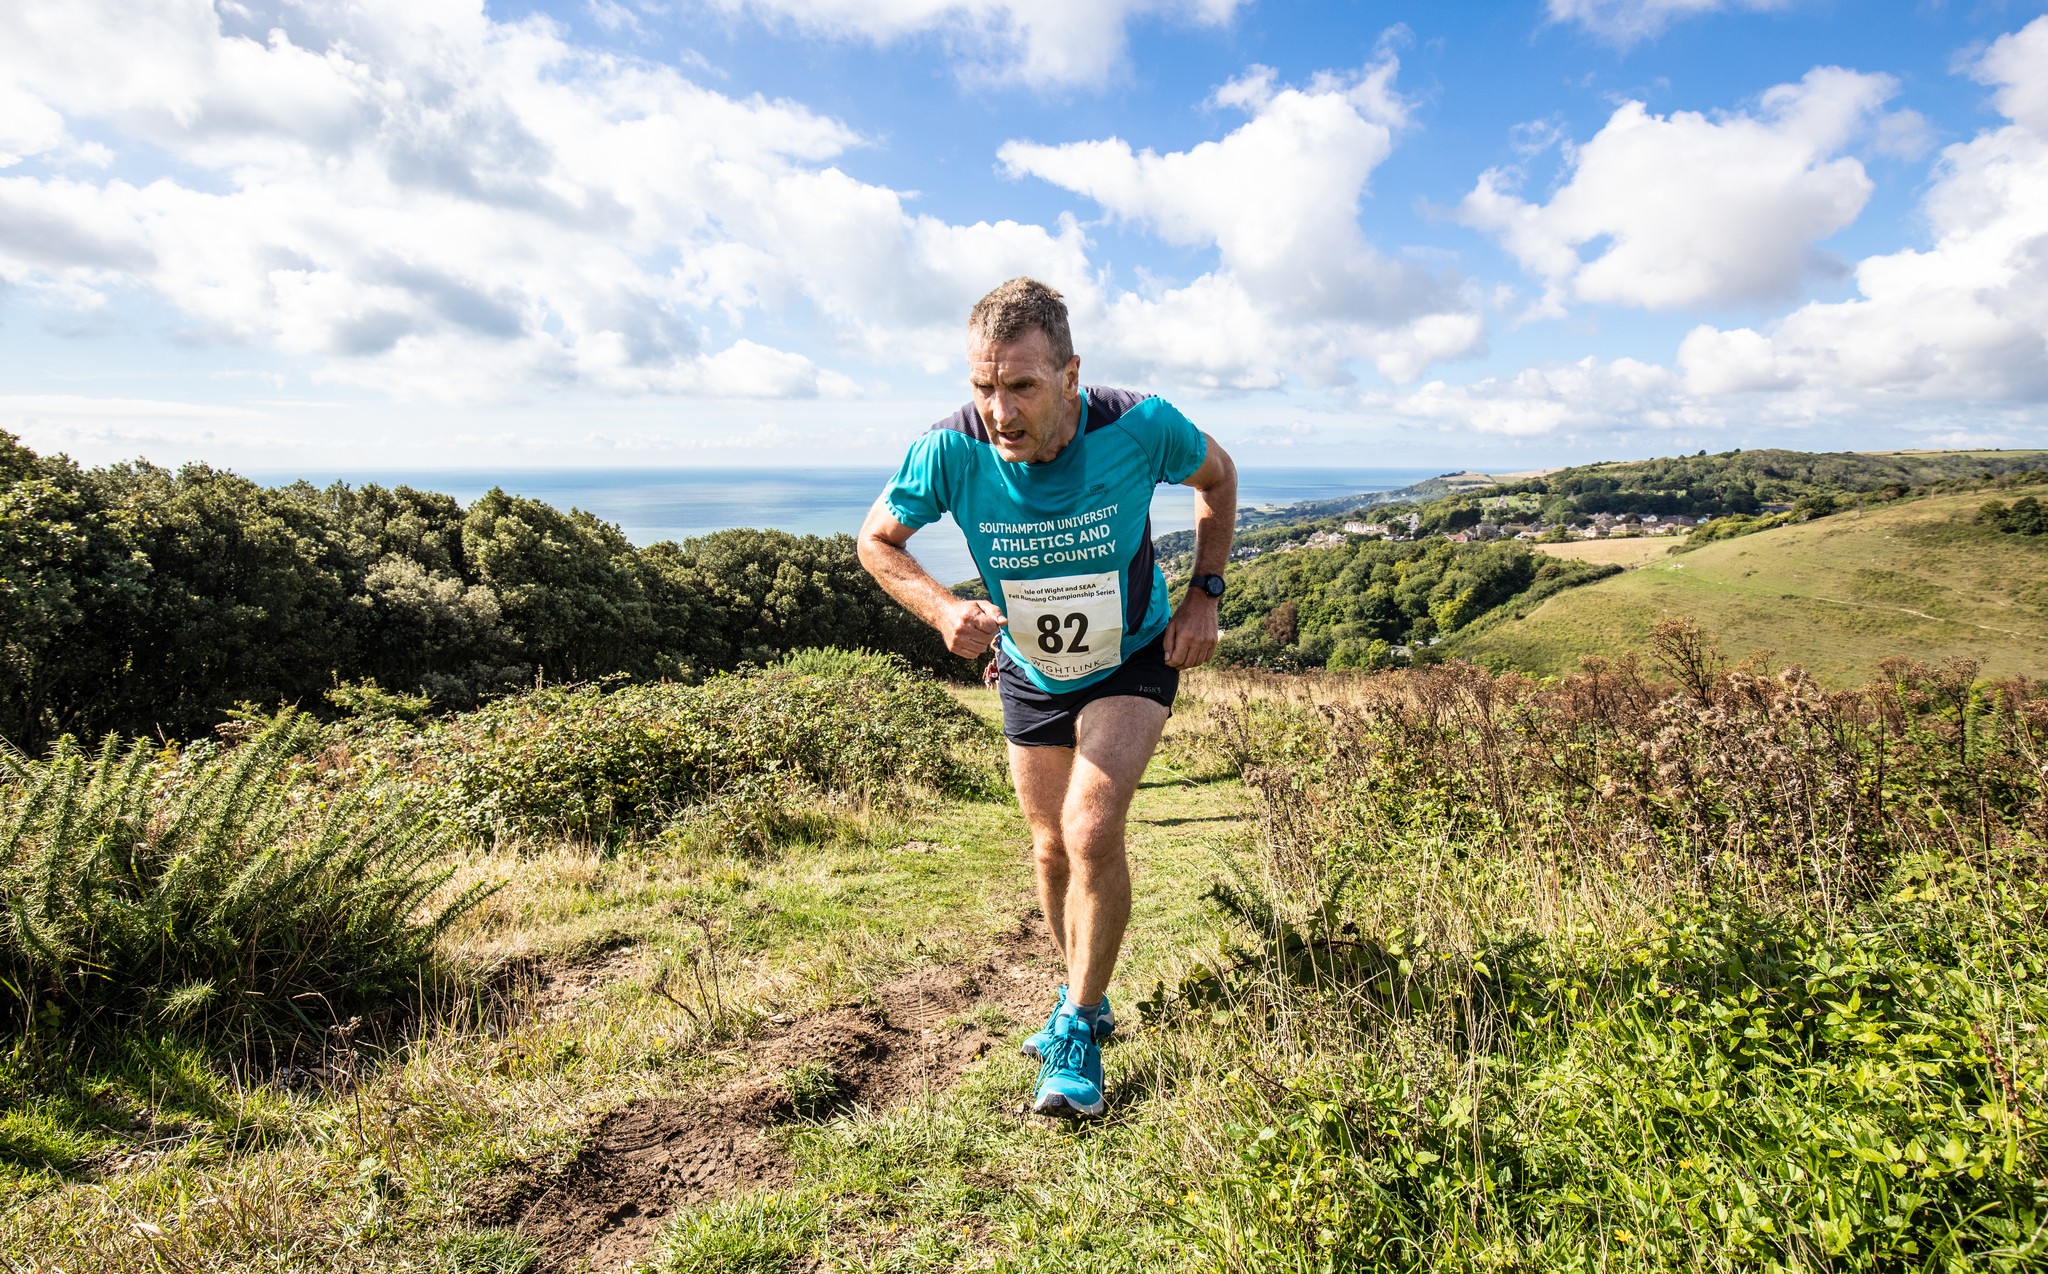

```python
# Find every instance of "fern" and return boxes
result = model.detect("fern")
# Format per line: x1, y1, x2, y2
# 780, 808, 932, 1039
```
0, 711, 495, 1044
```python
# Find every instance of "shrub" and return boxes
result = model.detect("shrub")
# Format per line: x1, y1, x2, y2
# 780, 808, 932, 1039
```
419, 651, 1001, 846
1981, 495, 2048, 536
0, 713, 491, 1045
1171, 888, 2048, 1273
1152, 630, 2048, 1271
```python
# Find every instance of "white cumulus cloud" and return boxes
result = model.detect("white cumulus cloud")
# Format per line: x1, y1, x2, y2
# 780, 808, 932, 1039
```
1385, 357, 1688, 438
1677, 17, 2048, 405
1461, 66, 1902, 315
999, 53, 1485, 388
0, 0, 1092, 402
1547, 0, 1791, 48
1358, 21, 2048, 453
709, 0, 1248, 89
0, 4, 1495, 412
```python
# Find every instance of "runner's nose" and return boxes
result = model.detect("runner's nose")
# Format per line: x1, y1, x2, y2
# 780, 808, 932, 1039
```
988, 391, 1016, 430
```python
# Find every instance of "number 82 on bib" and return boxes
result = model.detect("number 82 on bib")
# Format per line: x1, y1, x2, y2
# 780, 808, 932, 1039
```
1001, 571, 1125, 681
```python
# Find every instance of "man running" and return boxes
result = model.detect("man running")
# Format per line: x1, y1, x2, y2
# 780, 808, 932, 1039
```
857, 277, 1237, 1118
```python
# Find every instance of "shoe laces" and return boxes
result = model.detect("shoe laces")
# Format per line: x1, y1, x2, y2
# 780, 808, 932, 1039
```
1039, 1020, 1090, 1076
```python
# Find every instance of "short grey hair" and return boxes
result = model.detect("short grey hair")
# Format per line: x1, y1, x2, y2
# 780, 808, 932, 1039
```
967, 277, 1074, 367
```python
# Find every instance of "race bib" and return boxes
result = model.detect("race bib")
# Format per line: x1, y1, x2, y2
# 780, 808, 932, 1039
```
1003, 571, 1124, 681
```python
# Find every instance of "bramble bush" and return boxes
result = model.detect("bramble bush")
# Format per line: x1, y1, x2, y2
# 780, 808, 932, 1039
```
1153, 625, 2048, 1272
410, 649, 1004, 848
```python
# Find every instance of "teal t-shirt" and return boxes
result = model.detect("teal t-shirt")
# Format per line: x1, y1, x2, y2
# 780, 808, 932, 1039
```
881, 386, 1207, 692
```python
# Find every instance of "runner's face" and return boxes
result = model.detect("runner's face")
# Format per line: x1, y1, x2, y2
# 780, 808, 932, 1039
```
968, 330, 1080, 464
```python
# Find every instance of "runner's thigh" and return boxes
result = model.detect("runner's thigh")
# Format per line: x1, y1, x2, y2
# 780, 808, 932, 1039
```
1009, 742, 1074, 839
1069, 696, 1170, 806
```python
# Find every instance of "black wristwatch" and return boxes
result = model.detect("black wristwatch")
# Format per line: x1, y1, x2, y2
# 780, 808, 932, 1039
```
1189, 573, 1226, 599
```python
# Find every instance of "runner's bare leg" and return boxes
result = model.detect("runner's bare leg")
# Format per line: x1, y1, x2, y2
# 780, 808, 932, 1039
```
1011, 743, 1074, 960
1009, 696, 1169, 1005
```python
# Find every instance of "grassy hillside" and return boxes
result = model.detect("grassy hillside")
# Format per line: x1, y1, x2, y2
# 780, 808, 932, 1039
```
1233, 468, 1547, 529
1531, 537, 1677, 567
1450, 483, 2048, 682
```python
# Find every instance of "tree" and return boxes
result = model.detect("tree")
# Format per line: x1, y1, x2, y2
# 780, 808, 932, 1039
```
461, 490, 664, 682
71, 462, 366, 740
359, 555, 518, 704
2005, 495, 2048, 536
1262, 599, 1300, 645
654, 529, 951, 673
0, 454, 151, 747
0, 431, 988, 742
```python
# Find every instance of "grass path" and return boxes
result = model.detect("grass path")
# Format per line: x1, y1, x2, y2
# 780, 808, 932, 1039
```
650, 732, 1259, 1274
1799, 590, 2036, 637
2, 688, 1260, 1273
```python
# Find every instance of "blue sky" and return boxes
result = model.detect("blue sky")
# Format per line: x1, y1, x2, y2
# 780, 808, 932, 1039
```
2, 0, 2045, 472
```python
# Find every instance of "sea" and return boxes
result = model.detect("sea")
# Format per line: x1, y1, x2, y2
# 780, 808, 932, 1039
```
255, 466, 1438, 586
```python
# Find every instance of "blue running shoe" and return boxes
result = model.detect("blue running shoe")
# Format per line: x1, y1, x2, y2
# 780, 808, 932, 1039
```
1031, 1012, 1105, 1119
1021, 986, 1115, 1059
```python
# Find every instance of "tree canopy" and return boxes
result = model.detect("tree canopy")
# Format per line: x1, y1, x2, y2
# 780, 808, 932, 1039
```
0, 431, 951, 749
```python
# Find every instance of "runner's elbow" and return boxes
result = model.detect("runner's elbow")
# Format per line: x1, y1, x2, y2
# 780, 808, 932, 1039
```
1210, 445, 1238, 490
1191, 438, 1238, 494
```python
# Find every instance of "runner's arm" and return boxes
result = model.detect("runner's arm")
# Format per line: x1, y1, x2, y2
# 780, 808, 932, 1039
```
857, 498, 1008, 658
1162, 436, 1237, 670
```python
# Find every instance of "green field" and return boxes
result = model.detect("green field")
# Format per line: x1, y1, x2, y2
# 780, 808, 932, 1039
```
1449, 483, 2048, 683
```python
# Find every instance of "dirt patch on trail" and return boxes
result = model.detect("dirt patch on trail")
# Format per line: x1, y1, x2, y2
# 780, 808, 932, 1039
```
504, 1098, 792, 1272
509, 919, 1055, 1273
528, 944, 646, 1024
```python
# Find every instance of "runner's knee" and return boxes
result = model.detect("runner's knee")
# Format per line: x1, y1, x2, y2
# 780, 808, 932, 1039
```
1060, 807, 1125, 866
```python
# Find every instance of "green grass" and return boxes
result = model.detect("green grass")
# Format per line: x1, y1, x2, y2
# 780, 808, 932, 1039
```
0, 676, 1254, 1270
1448, 484, 2048, 683
10, 654, 2045, 1272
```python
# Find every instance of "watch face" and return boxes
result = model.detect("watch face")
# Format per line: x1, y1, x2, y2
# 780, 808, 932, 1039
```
1199, 574, 1225, 596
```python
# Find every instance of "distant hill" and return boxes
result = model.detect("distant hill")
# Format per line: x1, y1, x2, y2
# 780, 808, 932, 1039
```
1164, 448, 2048, 570
1235, 469, 1544, 528
1466, 448, 2048, 523
1350, 448, 2048, 523
1445, 483, 2048, 684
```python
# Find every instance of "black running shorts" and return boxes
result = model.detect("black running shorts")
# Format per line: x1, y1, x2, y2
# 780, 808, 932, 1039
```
995, 630, 1179, 748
